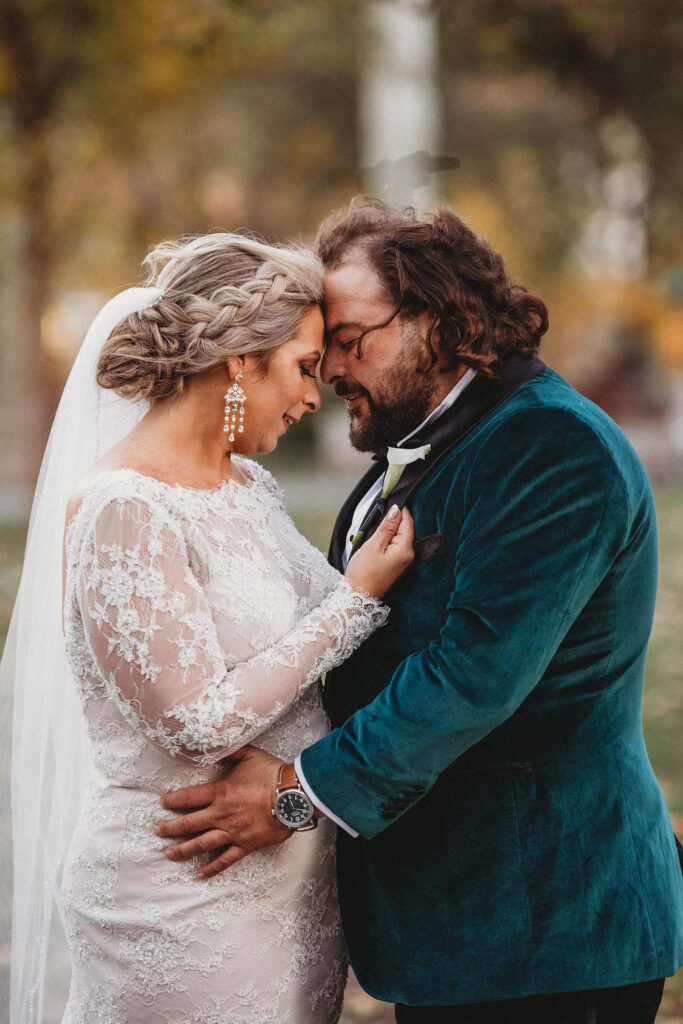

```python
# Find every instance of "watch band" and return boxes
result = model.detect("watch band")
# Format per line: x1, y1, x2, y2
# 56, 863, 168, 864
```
277, 761, 299, 793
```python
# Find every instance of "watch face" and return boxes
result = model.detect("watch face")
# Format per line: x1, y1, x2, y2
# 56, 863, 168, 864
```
274, 790, 314, 828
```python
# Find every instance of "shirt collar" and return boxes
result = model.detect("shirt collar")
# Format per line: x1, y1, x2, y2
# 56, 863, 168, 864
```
397, 367, 477, 447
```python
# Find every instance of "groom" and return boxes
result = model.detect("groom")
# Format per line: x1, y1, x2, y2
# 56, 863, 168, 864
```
156, 202, 683, 1022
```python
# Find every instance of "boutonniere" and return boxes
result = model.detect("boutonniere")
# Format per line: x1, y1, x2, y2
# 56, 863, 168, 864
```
381, 444, 432, 499
351, 444, 431, 549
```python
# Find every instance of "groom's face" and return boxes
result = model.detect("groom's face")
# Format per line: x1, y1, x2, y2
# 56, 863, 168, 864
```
321, 259, 438, 452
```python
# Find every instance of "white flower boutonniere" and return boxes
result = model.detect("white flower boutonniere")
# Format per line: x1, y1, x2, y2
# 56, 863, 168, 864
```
381, 444, 432, 499
351, 444, 432, 550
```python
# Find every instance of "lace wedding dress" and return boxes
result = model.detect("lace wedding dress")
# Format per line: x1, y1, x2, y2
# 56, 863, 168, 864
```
60, 458, 387, 1024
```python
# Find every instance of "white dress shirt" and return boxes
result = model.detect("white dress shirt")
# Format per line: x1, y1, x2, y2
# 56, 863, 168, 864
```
296, 368, 477, 836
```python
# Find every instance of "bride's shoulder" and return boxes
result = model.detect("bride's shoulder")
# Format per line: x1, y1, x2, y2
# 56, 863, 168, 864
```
65, 468, 174, 539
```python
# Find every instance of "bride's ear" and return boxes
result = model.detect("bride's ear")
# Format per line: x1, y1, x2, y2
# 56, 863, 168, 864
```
226, 355, 246, 380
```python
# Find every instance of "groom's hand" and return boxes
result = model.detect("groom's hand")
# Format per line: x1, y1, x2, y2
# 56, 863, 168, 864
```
155, 746, 292, 880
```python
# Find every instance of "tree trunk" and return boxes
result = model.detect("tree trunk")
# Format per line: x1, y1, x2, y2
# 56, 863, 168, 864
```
0, 129, 54, 516
359, 0, 441, 206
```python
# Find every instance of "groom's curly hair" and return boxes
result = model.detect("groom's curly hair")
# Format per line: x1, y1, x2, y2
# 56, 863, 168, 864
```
315, 200, 548, 379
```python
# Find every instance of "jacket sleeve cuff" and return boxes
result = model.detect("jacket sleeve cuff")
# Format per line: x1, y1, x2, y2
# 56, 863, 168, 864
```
295, 753, 359, 838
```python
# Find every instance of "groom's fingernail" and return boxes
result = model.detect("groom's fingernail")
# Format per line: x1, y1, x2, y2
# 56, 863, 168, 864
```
387, 505, 399, 520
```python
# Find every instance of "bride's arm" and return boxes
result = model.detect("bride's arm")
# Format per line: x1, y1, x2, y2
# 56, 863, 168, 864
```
74, 495, 389, 763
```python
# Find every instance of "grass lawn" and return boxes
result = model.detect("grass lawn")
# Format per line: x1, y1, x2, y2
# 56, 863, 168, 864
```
1, 486, 681, 1021
0, 520, 26, 652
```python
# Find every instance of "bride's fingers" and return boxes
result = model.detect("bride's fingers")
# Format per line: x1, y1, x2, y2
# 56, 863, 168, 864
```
394, 507, 414, 543
161, 782, 216, 811
373, 505, 402, 551
155, 808, 213, 838
164, 829, 230, 862
197, 845, 250, 880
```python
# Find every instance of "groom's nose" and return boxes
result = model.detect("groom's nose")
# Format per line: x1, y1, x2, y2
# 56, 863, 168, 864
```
320, 342, 346, 387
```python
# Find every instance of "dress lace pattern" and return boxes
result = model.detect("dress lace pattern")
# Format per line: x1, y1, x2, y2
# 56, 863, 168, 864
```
61, 461, 387, 1024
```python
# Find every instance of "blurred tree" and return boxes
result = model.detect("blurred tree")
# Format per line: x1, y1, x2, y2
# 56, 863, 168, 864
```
440, 0, 683, 280
0, 0, 106, 482
1, 0, 681, 500
0, 0, 357, 501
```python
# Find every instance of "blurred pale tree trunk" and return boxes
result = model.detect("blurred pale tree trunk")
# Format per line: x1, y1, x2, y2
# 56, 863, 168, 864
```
578, 113, 650, 282
360, 0, 441, 205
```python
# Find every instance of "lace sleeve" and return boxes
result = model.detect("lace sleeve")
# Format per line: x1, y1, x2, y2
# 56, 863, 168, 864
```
75, 495, 387, 763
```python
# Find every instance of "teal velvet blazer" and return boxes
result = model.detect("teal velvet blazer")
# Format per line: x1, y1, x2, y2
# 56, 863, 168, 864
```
300, 368, 683, 1006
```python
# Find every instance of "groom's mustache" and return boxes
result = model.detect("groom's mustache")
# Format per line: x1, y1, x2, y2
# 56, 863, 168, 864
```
334, 381, 369, 400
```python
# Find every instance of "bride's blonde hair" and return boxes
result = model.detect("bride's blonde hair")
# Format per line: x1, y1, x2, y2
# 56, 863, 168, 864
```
97, 233, 323, 401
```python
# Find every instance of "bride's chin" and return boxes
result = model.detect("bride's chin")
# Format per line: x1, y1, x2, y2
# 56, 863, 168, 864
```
234, 418, 290, 456
239, 436, 278, 456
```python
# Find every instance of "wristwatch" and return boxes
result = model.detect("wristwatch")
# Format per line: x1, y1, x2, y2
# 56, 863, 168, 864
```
272, 762, 318, 831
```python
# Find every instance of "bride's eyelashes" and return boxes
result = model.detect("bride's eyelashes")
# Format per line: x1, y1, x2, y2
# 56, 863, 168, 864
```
300, 364, 317, 378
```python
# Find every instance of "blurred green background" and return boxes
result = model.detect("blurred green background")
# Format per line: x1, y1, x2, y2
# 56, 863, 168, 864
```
1, 1, 682, 1019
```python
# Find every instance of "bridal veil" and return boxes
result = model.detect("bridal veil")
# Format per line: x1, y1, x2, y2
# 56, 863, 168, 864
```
0, 287, 161, 1023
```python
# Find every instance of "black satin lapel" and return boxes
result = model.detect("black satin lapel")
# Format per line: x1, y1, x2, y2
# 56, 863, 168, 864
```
406, 354, 545, 453
327, 460, 384, 570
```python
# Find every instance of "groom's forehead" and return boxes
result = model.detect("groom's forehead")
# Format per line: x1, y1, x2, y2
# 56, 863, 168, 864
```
322, 261, 393, 327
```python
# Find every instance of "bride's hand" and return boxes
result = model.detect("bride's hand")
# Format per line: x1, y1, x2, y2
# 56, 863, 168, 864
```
344, 505, 415, 598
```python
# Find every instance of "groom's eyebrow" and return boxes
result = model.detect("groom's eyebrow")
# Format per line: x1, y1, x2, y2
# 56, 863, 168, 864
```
324, 321, 364, 341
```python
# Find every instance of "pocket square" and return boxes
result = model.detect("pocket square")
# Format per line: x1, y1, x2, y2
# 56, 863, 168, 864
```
413, 532, 443, 563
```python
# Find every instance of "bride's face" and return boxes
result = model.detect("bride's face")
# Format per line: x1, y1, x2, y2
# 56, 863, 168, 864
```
233, 305, 324, 455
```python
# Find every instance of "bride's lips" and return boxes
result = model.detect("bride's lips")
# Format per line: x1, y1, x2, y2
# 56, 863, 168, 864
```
282, 413, 299, 430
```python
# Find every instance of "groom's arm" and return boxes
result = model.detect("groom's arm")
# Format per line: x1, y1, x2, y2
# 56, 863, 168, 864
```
298, 405, 633, 838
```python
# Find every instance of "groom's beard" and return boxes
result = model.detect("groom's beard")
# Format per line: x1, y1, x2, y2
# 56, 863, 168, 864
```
338, 353, 440, 454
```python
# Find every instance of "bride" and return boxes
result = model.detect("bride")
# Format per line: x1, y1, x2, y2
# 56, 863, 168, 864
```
5, 234, 413, 1024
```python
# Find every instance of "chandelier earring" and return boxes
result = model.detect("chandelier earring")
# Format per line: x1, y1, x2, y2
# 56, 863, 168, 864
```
224, 373, 246, 443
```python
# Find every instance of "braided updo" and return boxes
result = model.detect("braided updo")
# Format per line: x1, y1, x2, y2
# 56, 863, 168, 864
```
96, 234, 323, 401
